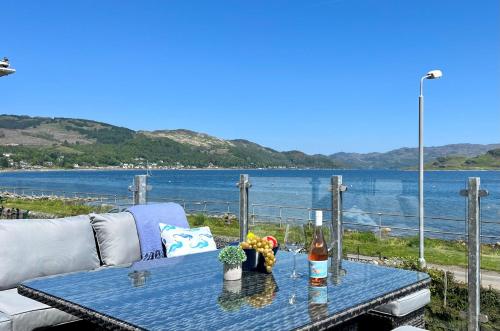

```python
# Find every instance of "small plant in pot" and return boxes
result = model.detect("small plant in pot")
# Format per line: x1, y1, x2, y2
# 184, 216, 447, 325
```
218, 246, 247, 281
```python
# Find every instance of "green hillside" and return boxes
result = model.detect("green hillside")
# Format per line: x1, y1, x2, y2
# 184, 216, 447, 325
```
426, 149, 500, 170
1, 114, 498, 170
0, 115, 341, 169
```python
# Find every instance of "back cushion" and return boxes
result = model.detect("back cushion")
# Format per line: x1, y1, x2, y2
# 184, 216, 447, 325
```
159, 223, 217, 258
90, 212, 141, 266
0, 215, 100, 290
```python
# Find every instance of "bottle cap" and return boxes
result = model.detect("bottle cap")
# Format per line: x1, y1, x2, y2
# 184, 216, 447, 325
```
315, 210, 323, 226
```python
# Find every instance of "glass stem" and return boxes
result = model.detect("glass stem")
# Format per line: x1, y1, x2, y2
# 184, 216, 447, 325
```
293, 252, 297, 275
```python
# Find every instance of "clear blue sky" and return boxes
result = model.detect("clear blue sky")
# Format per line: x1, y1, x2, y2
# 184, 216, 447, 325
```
2, 0, 499, 154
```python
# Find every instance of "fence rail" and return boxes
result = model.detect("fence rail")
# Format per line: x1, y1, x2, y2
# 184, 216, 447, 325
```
0, 186, 130, 203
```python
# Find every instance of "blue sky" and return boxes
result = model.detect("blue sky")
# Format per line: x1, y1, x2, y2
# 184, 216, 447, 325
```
2, 0, 499, 154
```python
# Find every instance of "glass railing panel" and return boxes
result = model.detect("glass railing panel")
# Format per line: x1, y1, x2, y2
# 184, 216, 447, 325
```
340, 172, 468, 267
147, 170, 239, 213
147, 170, 241, 238
248, 172, 333, 247
478, 175, 500, 330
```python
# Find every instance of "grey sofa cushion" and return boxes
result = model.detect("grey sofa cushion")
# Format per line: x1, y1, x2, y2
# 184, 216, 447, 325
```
90, 212, 141, 266
0, 289, 78, 331
0, 216, 100, 290
372, 289, 430, 317
0, 312, 11, 331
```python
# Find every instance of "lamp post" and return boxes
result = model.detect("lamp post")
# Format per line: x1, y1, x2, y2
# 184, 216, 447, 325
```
0, 57, 16, 77
418, 69, 442, 268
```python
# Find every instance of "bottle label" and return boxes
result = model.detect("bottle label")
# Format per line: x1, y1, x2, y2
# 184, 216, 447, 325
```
309, 260, 327, 279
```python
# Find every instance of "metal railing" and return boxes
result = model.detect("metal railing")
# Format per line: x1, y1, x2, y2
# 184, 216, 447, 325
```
2, 184, 498, 242
0, 186, 130, 204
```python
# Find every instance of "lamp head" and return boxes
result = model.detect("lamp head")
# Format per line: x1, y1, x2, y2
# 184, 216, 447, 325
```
426, 70, 442, 79
0, 57, 15, 77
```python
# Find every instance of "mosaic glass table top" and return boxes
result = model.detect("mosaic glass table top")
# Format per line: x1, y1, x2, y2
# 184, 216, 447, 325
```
19, 250, 429, 331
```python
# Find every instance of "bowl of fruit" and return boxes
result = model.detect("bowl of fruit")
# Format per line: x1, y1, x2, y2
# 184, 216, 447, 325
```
239, 233, 278, 273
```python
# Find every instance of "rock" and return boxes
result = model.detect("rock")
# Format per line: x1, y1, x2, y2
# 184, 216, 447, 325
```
213, 235, 239, 249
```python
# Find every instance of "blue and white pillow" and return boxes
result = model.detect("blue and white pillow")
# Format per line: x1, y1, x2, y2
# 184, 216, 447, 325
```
159, 223, 217, 258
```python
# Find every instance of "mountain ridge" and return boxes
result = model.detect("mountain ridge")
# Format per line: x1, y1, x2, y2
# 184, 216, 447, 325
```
329, 143, 500, 169
0, 115, 340, 169
0, 114, 498, 170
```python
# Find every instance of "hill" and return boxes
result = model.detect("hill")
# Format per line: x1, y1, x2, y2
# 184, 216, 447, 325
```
0, 115, 498, 170
329, 144, 500, 169
0, 115, 340, 169
426, 149, 500, 170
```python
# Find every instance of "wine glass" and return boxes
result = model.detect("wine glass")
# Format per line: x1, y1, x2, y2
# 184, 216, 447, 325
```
323, 222, 335, 271
284, 221, 306, 278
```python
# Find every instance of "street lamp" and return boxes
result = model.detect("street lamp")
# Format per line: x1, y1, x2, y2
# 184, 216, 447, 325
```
418, 69, 442, 268
0, 57, 16, 77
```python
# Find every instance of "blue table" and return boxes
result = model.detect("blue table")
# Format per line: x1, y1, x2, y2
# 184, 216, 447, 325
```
18, 251, 429, 330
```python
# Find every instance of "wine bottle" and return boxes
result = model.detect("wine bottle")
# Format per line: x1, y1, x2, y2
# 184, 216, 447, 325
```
308, 210, 328, 286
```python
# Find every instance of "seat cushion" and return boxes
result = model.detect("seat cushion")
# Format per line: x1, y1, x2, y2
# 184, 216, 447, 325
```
90, 212, 141, 266
0, 289, 78, 331
0, 312, 11, 331
373, 289, 430, 317
0, 216, 101, 290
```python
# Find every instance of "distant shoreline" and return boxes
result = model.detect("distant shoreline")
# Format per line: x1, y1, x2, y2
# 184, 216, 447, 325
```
1, 167, 499, 173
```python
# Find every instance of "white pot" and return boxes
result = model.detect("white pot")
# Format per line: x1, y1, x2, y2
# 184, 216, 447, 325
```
223, 263, 242, 281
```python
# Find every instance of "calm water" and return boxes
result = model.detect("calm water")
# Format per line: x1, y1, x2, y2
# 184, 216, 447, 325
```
1, 169, 499, 240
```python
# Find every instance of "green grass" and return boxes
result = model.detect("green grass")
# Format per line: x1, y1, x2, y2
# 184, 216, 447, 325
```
426, 149, 500, 170
188, 214, 500, 272
188, 214, 241, 237
343, 231, 500, 272
2, 198, 112, 217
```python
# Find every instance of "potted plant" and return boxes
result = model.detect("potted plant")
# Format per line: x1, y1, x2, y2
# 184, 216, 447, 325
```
218, 246, 247, 281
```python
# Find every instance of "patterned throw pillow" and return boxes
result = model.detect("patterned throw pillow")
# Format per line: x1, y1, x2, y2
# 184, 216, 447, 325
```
159, 223, 217, 258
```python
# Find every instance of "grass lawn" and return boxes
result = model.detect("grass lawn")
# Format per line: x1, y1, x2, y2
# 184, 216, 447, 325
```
343, 231, 500, 272
1, 198, 112, 217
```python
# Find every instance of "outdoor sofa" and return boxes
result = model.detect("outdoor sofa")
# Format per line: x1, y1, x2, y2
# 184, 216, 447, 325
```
0, 209, 429, 331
